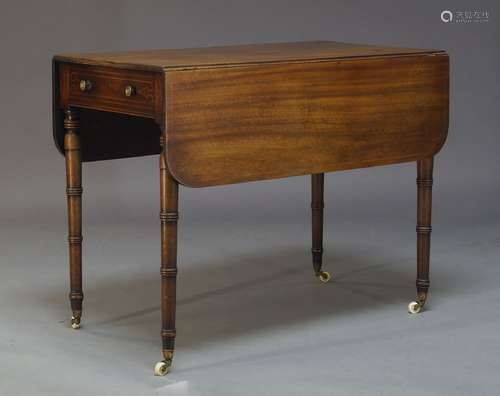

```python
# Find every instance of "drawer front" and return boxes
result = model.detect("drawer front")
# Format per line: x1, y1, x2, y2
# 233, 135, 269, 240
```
59, 63, 163, 121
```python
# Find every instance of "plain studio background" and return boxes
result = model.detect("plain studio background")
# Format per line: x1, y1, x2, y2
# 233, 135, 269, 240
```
0, 1, 498, 395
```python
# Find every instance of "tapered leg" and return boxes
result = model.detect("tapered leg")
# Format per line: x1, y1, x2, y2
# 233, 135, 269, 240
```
408, 157, 433, 314
311, 173, 330, 283
64, 108, 84, 329
154, 135, 179, 376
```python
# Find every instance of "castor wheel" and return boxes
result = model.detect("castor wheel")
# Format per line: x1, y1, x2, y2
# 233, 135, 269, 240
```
408, 301, 422, 314
71, 315, 81, 329
154, 361, 170, 376
318, 271, 331, 283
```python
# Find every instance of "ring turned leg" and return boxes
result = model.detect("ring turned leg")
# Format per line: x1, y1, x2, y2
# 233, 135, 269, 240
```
154, 135, 179, 376
408, 157, 433, 314
64, 108, 84, 329
311, 173, 330, 283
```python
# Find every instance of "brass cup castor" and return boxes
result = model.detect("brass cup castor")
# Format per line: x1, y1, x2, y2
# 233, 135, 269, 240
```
317, 271, 331, 283
154, 351, 173, 376
408, 292, 427, 314
154, 361, 170, 376
408, 301, 424, 314
71, 315, 81, 329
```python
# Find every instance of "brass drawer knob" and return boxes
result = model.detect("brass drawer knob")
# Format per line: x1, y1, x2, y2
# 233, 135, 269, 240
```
79, 79, 93, 92
124, 85, 136, 97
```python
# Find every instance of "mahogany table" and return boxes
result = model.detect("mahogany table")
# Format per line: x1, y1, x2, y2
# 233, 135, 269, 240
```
52, 41, 449, 375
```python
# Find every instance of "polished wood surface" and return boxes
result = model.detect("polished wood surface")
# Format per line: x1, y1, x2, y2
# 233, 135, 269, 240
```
166, 53, 448, 187
63, 109, 83, 328
311, 174, 324, 276
59, 63, 164, 122
53, 61, 163, 162
159, 135, 178, 367
54, 41, 443, 71
52, 41, 449, 375
53, 41, 447, 166
416, 158, 434, 309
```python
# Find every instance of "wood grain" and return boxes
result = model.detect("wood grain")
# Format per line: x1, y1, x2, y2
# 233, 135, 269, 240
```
53, 61, 163, 162
311, 173, 324, 275
53, 42, 446, 164
51, 41, 450, 372
64, 108, 84, 323
159, 135, 178, 362
59, 63, 164, 122
54, 41, 443, 71
165, 53, 449, 187
416, 157, 433, 304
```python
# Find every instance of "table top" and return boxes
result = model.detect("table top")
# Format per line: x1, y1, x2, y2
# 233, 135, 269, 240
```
54, 41, 443, 71
53, 40, 448, 185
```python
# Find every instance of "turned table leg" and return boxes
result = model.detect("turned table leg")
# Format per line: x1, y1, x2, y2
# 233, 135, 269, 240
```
154, 135, 179, 376
311, 173, 331, 283
64, 108, 84, 329
408, 157, 433, 314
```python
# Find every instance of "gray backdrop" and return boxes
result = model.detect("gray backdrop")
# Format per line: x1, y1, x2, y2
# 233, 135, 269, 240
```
0, 1, 498, 395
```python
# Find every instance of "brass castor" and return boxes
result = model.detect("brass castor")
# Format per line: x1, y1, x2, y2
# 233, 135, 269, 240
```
317, 271, 331, 283
154, 357, 174, 376
154, 361, 170, 376
71, 315, 81, 329
408, 292, 427, 314
407, 301, 422, 314
154, 351, 173, 376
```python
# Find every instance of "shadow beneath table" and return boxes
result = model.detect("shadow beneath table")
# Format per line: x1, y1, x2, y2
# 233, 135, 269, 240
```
33, 240, 460, 361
